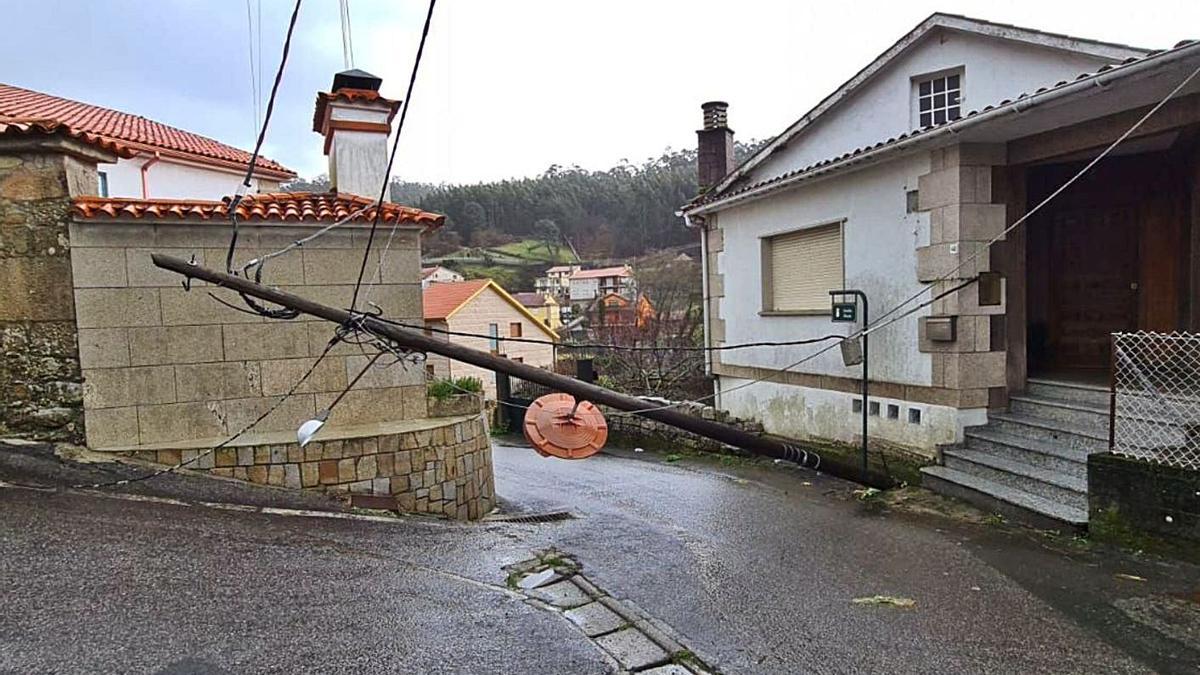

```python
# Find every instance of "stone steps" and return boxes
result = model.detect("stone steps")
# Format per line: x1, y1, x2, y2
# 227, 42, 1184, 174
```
923, 379, 1104, 529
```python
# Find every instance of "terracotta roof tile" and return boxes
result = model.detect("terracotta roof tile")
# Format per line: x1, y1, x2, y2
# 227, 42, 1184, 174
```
571, 266, 632, 279
0, 118, 137, 158
0, 83, 294, 177
423, 279, 490, 320
72, 191, 445, 230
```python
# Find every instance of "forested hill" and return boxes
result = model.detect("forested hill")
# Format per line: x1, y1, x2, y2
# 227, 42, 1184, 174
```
285, 141, 763, 259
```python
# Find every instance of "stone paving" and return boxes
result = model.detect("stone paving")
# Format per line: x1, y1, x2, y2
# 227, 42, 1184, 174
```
505, 549, 714, 674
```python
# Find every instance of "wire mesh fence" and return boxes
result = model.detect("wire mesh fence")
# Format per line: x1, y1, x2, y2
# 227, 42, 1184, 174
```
1110, 331, 1200, 470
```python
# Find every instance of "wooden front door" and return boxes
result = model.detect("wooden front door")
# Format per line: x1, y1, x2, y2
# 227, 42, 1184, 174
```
1047, 206, 1139, 370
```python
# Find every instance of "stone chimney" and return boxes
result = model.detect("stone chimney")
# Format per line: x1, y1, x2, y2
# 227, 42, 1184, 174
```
313, 69, 401, 198
696, 101, 735, 192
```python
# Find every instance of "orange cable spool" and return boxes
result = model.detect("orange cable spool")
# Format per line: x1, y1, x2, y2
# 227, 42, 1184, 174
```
523, 393, 608, 460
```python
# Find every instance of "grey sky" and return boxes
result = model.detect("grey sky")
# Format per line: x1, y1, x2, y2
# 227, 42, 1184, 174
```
5, 1, 1197, 185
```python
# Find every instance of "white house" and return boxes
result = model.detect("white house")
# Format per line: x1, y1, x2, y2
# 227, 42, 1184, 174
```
683, 13, 1200, 526
535, 264, 581, 300
421, 265, 464, 288
568, 265, 635, 302
0, 82, 295, 198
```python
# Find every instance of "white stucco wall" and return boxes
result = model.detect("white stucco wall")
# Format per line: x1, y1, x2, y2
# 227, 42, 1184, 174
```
716, 153, 931, 386
569, 278, 599, 301
750, 29, 1111, 181
96, 156, 282, 200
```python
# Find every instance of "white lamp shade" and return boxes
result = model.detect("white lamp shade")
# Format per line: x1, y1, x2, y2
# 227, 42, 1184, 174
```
297, 418, 326, 447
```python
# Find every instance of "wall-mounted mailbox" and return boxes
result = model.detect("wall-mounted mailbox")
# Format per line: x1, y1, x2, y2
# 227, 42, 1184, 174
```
978, 271, 1003, 307
926, 316, 957, 342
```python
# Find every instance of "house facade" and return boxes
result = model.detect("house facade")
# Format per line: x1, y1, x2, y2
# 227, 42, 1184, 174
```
421, 265, 464, 288
534, 264, 580, 300
568, 265, 635, 302
424, 279, 558, 397
0, 83, 295, 199
683, 13, 1200, 525
512, 291, 562, 330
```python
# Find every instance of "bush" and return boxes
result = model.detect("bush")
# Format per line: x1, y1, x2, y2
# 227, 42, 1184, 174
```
427, 376, 484, 401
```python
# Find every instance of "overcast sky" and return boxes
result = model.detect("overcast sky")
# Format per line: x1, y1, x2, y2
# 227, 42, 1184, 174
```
5, 1, 1198, 185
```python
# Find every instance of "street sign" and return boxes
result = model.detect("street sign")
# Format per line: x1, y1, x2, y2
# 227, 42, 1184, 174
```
831, 301, 857, 322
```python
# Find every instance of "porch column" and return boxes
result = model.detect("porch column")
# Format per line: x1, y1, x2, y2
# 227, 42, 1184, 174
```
915, 143, 1008, 408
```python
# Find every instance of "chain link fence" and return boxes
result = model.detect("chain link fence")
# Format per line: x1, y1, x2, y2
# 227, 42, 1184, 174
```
1110, 332, 1200, 470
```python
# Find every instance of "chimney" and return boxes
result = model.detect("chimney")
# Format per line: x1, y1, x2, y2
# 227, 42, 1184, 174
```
313, 69, 401, 199
696, 101, 734, 192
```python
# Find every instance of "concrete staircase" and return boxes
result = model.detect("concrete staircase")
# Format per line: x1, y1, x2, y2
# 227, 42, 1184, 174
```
921, 378, 1111, 530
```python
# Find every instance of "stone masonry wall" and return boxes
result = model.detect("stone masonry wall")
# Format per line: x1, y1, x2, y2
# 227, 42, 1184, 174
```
0, 149, 100, 442
600, 400, 763, 454
68, 219, 427, 449
132, 413, 495, 520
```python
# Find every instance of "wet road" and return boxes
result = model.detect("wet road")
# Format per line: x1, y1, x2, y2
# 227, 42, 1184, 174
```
2, 438, 1196, 673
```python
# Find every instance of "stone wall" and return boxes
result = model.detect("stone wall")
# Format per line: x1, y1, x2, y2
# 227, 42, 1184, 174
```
0, 144, 104, 442
600, 400, 763, 454
1089, 452, 1200, 545
131, 413, 495, 520
67, 218, 426, 449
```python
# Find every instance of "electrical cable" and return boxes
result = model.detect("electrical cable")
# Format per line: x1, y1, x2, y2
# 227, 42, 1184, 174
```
245, 0, 260, 141
349, 0, 437, 312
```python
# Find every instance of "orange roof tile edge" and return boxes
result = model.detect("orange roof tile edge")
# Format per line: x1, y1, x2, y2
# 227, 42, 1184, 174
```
423, 279, 491, 320
312, 88, 402, 132
0, 118, 137, 159
72, 192, 445, 229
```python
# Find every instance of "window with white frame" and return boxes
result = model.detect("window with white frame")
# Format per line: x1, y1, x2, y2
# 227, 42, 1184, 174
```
915, 70, 962, 128
761, 222, 845, 313
97, 171, 109, 197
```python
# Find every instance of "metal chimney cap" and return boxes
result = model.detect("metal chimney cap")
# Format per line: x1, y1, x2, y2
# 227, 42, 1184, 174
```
332, 68, 382, 92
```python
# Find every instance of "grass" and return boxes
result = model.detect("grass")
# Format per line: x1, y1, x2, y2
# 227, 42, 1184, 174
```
489, 239, 576, 263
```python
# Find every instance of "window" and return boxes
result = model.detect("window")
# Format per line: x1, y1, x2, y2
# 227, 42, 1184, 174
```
487, 323, 499, 352
97, 171, 109, 197
761, 222, 844, 313
509, 322, 522, 338
915, 71, 962, 128
513, 356, 523, 364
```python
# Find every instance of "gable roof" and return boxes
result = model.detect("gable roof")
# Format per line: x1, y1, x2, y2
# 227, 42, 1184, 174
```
512, 292, 548, 307
0, 83, 295, 178
688, 38, 1200, 214
73, 191, 444, 230
423, 279, 559, 340
0, 118, 138, 159
701, 13, 1150, 202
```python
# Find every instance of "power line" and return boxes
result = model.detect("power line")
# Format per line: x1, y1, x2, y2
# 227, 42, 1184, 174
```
349, 0, 437, 312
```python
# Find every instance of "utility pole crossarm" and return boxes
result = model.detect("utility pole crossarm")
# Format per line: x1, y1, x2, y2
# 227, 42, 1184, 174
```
150, 254, 893, 488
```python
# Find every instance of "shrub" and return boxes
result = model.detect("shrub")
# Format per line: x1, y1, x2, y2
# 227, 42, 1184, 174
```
427, 376, 484, 400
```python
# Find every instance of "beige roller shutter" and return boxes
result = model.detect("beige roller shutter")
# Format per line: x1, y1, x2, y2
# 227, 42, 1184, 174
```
768, 223, 843, 312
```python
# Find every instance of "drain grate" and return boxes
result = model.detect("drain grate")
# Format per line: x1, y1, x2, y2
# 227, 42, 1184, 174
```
487, 511, 576, 524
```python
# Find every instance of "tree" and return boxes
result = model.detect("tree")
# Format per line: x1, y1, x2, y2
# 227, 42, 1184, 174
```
532, 218, 561, 257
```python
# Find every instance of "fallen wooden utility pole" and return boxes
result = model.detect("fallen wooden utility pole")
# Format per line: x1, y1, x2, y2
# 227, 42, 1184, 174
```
152, 254, 894, 488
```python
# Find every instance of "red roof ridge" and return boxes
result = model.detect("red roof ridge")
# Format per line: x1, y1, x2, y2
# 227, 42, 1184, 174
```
0, 82, 295, 177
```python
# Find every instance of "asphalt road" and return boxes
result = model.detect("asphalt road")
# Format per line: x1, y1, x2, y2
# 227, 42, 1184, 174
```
1, 438, 1197, 673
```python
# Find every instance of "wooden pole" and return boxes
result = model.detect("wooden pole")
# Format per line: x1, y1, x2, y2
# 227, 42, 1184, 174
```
151, 254, 894, 487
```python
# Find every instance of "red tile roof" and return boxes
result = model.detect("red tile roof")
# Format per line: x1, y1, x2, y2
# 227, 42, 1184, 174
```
72, 191, 445, 229
423, 279, 490, 320
0, 118, 137, 158
512, 292, 548, 307
0, 82, 295, 177
312, 88, 401, 133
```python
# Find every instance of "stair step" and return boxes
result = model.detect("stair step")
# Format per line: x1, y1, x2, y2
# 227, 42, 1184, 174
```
920, 466, 1088, 529
1026, 378, 1110, 408
963, 427, 1088, 473
1009, 394, 1110, 431
943, 449, 1086, 509
987, 412, 1108, 452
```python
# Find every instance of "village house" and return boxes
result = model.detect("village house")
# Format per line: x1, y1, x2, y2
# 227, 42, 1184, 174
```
421, 264, 463, 288
423, 279, 557, 397
0, 69, 495, 519
0, 83, 295, 199
568, 265, 635, 302
683, 13, 1200, 526
512, 291, 562, 330
534, 263, 580, 301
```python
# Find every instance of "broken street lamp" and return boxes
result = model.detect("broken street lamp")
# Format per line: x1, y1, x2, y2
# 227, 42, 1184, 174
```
297, 410, 330, 447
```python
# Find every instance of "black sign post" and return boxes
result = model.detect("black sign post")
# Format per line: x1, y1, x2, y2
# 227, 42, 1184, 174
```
830, 289, 869, 481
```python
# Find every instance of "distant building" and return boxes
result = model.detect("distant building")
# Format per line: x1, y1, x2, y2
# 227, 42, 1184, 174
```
569, 265, 634, 302
424, 279, 558, 397
588, 292, 654, 330
534, 264, 581, 300
512, 291, 562, 330
421, 265, 464, 288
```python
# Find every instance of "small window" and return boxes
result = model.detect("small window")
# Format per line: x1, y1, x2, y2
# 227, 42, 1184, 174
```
762, 222, 844, 313
488, 323, 499, 352
513, 356, 523, 364
887, 404, 900, 420
868, 401, 881, 417
98, 171, 109, 197
915, 71, 962, 128
852, 399, 863, 414
908, 408, 923, 425
509, 322, 522, 338
425, 363, 436, 378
